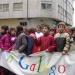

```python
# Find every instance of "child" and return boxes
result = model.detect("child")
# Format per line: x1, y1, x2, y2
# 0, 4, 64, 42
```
35, 25, 43, 38
54, 22, 70, 55
70, 27, 75, 51
28, 28, 38, 54
35, 25, 43, 52
34, 24, 56, 52
0, 26, 16, 75
14, 26, 27, 53
56, 26, 70, 35
0, 25, 9, 48
0, 27, 16, 51
23, 27, 28, 35
49, 28, 56, 37
0, 25, 9, 75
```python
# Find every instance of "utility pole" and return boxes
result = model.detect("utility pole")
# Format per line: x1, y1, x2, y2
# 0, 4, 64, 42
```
27, 0, 29, 19
66, 0, 67, 24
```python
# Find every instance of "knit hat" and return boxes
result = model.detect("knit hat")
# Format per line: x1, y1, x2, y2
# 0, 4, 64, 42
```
58, 22, 65, 28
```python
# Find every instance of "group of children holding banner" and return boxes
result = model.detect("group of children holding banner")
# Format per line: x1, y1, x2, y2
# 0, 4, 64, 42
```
0, 22, 75, 75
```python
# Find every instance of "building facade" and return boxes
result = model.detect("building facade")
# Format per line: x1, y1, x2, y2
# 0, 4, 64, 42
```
0, 0, 74, 27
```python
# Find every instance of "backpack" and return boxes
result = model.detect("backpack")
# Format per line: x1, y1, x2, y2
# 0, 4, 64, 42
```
25, 36, 34, 55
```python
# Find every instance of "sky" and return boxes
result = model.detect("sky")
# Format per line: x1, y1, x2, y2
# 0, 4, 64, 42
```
73, 1, 75, 27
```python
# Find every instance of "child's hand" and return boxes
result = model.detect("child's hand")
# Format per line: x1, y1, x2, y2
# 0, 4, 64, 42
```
45, 49, 49, 52
12, 48, 14, 51
34, 34, 37, 39
62, 50, 67, 55
6, 50, 10, 52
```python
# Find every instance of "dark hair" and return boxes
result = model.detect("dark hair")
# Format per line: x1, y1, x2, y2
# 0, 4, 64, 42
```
16, 26, 23, 36
28, 28, 35, 34
8, 27, 15, 35
50, 28, 56, 33
1, 25, 9, 32
36, 25, 42, 29
43, 24, 50, 30
1, 25, 9, 35
71, 27, 75, 34
16, 26, 23, 32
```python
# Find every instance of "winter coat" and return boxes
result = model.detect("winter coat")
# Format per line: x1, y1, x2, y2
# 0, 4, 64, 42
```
0, 34, 2, 48
56, 29, 70, 35
0, 34, 16, 51
35, 34, 56, 52
54, 32, 70, 52
14, 32, 27, 53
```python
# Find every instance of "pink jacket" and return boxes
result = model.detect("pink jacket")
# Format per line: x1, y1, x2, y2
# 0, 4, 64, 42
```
0, 34, 16, 51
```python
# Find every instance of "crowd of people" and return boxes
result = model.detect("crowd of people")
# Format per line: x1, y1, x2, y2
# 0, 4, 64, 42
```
0, 22, 75, 75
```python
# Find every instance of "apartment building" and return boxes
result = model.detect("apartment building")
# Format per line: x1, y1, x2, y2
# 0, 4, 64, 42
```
0, 0, 74, 28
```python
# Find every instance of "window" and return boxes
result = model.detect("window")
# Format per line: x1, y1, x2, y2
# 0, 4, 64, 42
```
41, 3, 52, 10
41, 3, 46, 9
3, 4, 9, 11
13, 3, 23, 11
58, 5, 64, 15
47, 4, 52, 9
20, 22, 27, 26
0, 4, 2, 11
0, 4, 9, 12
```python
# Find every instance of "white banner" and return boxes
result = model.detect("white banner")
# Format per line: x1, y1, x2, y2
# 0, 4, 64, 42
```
0, 50, 75, 75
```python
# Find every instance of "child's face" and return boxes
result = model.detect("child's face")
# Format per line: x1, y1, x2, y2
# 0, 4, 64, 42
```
23, 28, 28, 35
50, 31, 55, 36
43, 27, 49, 34
0, 28, 1, 33
36, 26, 41, 33
59, 25, 65, 32
11, 30, 16, 35
1, 28, 5, 33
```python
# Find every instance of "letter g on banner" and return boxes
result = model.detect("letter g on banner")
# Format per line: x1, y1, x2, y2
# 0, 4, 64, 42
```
49, 65, 56, 75
19, 55, 29, 70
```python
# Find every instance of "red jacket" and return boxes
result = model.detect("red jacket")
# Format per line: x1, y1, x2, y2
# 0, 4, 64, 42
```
35, 34, 56, 52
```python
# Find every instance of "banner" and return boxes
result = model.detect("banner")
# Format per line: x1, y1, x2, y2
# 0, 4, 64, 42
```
0, 50, 75, 75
